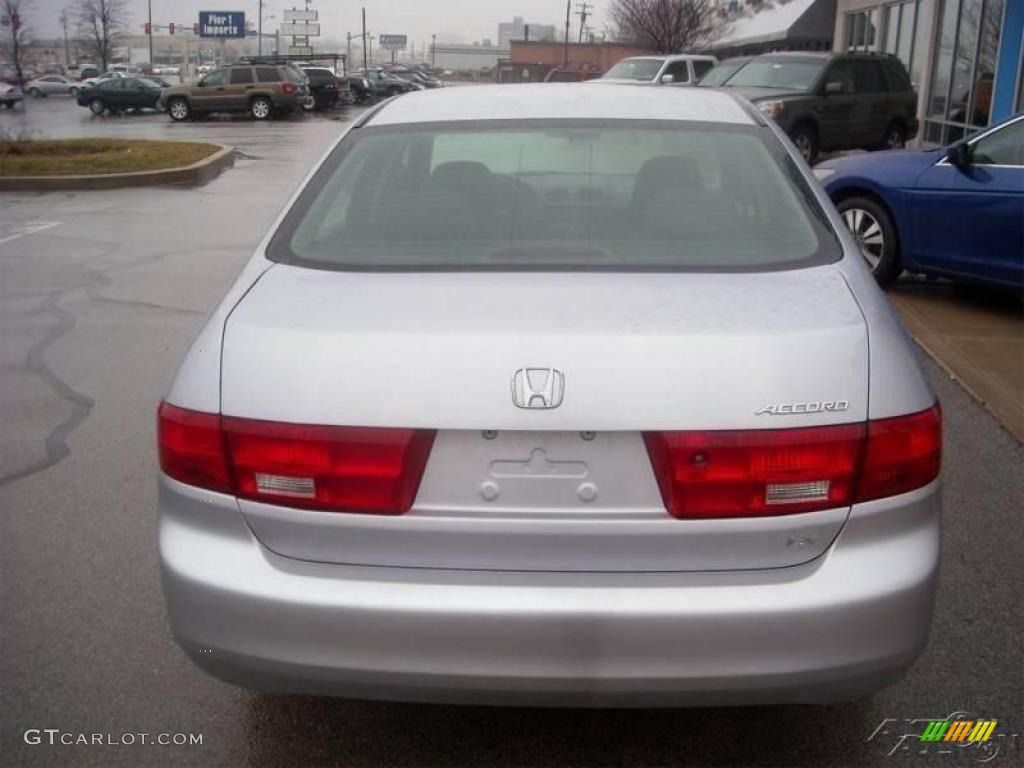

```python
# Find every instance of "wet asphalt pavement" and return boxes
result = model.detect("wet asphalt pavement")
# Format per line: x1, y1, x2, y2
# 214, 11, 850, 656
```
1, 97, 1022, 768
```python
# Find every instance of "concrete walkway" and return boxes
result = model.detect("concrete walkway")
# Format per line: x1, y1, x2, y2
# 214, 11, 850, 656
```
888, 280, 1024, 443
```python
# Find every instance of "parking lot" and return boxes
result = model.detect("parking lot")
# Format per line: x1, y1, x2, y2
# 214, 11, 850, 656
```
1, 96, 1022, 768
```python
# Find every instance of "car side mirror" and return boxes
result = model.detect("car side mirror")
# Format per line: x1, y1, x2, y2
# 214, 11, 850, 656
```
824, 81, 845, 96
946, 142, 971, 168
660, 74, 675, 84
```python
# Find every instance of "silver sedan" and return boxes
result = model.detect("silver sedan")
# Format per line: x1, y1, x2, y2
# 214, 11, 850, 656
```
25, 75, 81, 98
157, 84, 942, 707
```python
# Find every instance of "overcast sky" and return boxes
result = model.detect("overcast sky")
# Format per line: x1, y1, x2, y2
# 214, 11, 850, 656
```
30, 0, 608, 49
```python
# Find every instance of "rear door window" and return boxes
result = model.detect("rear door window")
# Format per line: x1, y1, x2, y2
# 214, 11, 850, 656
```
270, 120, 838, 272
255, 67, 280, 83
229, 68, 254, 84
850, 60, 886, 93
693, 60, 715, 80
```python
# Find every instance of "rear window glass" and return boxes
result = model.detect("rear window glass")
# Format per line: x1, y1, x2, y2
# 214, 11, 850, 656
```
269, 120, 837, 272
230, 67, 254, 84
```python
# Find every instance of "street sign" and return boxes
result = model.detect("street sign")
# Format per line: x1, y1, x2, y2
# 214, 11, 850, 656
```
198, 11, 245, 38
282, 9, 317, 22
280, 22, 320, 37
288, 46, 314, 56
378, 34, 407, 51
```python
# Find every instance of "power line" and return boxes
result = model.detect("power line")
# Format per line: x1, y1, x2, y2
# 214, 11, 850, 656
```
575, 2, 593, 44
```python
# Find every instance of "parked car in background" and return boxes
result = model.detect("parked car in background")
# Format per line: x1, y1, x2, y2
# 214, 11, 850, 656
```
300, 67, 347, 111
160, 64, 308, 121
83, 71, 127, 87
0, 83, 23, 108
362, 69, 421, 97
544, 65, 603, 82
25, 75, 81, 98
77, 65, 100, 81
389, 68, 443, 88
697, 56, 751, 87
721, 52, 918, 164
158, 83, 942, 708
817, 112, 1023, 290
77, 76, 164, 115
600, 54, 717, 87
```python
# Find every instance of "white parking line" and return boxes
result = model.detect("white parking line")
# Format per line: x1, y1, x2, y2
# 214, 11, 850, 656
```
0, 221, 63, 245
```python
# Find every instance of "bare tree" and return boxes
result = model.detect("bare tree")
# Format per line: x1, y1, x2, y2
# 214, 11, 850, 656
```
72, 0, 128, 72
0, 0, 32, 88
609, 0, 721, 54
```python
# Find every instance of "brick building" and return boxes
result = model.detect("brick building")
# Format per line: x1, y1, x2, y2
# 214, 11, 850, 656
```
497, 41, 653, 83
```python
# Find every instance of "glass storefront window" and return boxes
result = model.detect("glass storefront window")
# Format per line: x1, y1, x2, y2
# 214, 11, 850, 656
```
910, 0, 934, 89
925, 0, 1006, 144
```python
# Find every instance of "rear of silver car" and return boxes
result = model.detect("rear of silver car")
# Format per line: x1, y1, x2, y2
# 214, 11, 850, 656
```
158, 86, 941, 706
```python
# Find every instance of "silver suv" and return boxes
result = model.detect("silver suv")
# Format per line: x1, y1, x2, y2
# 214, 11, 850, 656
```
601, 54, 717, 86
157, 84, 941, 707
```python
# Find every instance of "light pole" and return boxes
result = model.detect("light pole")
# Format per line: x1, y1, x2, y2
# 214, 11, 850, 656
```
147, 0, 154, 66
60, 10, 70, 67
431, 34, 436, 69
361, 7, 367, 70
258, 0, 263, 56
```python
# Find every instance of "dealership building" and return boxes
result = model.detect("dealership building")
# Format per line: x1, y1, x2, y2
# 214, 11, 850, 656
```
835, 0, 1023, 143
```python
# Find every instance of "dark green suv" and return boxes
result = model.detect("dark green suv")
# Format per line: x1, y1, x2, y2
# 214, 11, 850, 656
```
721, 52, 918, 164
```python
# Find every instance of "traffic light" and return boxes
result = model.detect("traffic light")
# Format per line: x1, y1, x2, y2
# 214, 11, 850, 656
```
169, 22, 175, 35
144, 22, 151, 34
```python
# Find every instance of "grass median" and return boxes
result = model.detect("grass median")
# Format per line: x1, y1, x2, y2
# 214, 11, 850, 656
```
0, 138, 221, 176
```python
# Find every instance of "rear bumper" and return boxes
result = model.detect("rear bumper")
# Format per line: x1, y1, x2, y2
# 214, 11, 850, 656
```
159, 475, 940, 707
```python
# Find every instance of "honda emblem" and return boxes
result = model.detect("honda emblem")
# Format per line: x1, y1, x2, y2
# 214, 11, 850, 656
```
511, 368, 565, 410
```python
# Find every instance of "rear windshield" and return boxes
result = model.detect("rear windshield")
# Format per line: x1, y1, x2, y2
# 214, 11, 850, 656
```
268, 120, 838, 272
726, 59, 825, 91
603, 59, 664, 81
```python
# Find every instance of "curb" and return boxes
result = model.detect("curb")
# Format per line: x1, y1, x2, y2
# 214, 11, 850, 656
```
0, 144, 235, 191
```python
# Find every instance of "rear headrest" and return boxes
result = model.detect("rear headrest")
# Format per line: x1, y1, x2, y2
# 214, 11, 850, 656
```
431, 161, 494, 189
632, 156, 702, 207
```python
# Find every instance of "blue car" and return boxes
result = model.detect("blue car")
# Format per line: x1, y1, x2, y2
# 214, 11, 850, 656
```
816, 113, 1023, 290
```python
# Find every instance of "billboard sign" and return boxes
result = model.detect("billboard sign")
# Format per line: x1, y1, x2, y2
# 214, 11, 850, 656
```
198, 11, 245, 38
283, 9, 317, 22
378, 34, 407, 51
280, 22, 320, 36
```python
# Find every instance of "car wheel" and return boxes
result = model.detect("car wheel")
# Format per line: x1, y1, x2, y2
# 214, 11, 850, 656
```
882, 122, 907, 151
29, 87, 42, 98
301, 96, 316, 112
167, 97, 190, 121
250, 96, 272, 120
837, 196, 902, 286
88, 98, 106, 115
69, 87, 80, 97
387, 87, 401, 97
788, 123, 818, 165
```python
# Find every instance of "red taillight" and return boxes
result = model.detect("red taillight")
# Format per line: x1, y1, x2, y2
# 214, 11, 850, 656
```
855, 403, 941, 502
158, 402, 231, 493
223, 418, 435, 514
644, 424, 865, 519
281, 82, 296, 94
644, 404, 941, 519
158, 402, 434, 514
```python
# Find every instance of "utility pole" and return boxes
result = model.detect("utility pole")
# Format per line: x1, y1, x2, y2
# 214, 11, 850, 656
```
563, 0, 570, 65
60, 10, 70, 67
258, 0, 263, 56
431, 33, 436, 69
146, 0, 154, 65
347, 32, 353, 64
575, 3, 592, 44
361, 7, 367, 70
